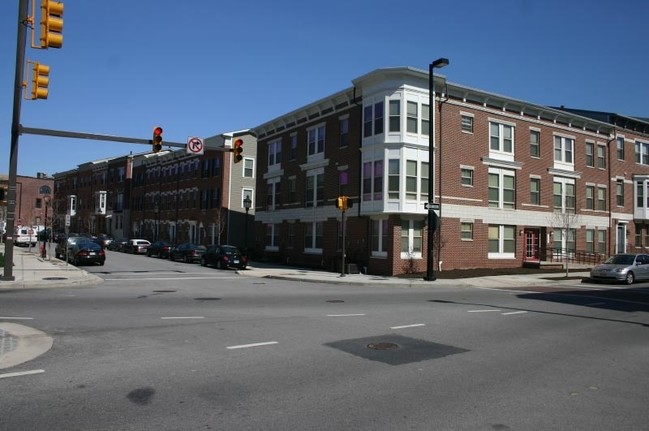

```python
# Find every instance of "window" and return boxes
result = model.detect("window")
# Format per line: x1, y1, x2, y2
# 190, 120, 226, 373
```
461, 115, 474, 133
407, 101, 418, 134
488, 169, 515, 209
586, 229, 595, 253
266, 179, 281, 210
371, 219, 388, 256
530, 130, 540, 157
288, 177, 296, 202
553, 179, 575, 212
243, 158, 254, 178
586, 185, 595, 210
461, 222, 473, 240
307, 125, 325, 156
586, 142, 594, 167
305, 172, 324, 207
490, 122, 514, 153
488, 225, 516, 257
289, 134, 297, 160
597, 186, 606, 211
421, 162, 429, 202
339, 170, 348, 196
242, 188, 253, 209
616, 179, 624, 207
406, 160, 418, 200
598, 230, 606, 254
304, 221, 323, 252
635, 141, 649, 165
389, 100, 400, 132
597, 145, 606, 169
530, 177, 541, 205
364, 102, 384, 137
400, 219, 423, 256
363, 160, 383, 201
35, 198, 42, 209
421, 104, 430, 136
461, 167, 474, 186
388, 159, 400, 199
268, 140, 281, 167
554, 136, 574, 164
265, 224, 279, 249
617, 137, 625, 160
339, 117, 349, 148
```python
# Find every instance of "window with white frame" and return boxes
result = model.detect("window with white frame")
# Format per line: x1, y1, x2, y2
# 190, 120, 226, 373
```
461, 114, 474, 133
406, 160, 418, 200
586, 229, 595, 253
266, 178, 281, 211
339, 116, 349, 148
597, 144, 606, 169
635, 141, 649, 165
268, 139, 282, 167
616, 179, 624, 207
400, 219, 423, 257
586, 142, 594, 167
389, 100, 400, 132
307, 124, 325, 156
616, 137, 625, 161
597, 186, 606, 211
586, 184, 595, 210
242, 188, 253, 209
490, 121, 514, 154
388, 159, 400, 199
530, 177, 541, 205
530, 129, 540, 157
598, 229, 606, 254
243, 158, 254, 178
461, 167, 474, 186
421, 104, 430, 136
305, 171, 324, 207
407, 101, 418, 134
488, 225, 515, 258
364, 101, 384, 137
304, 221, 323, 253
461, 222, 473, 240
554, 135, 574, 164
553, 178, 575, 212
421, 162, 429, 202
488, 168, 515, 209
371, 219, 388, 256
265, 223, 279, 250
289, 134, 297, 160
363, 160, 384, 201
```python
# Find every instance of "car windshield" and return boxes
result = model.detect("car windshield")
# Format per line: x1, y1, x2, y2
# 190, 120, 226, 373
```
605, 254, 636, 265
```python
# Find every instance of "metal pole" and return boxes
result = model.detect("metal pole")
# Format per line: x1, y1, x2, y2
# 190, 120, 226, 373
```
341, 209, 346, 277
425, 63, 437, 281
244, 207, 249, 250
2, 0, 28, 281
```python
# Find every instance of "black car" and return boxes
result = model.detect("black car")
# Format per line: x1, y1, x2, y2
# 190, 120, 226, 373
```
67, 240, 106, 266
201, 245, 248, 270
55, 236, 88, 260
147, 240, 174, 258
107, 237, 128, 251
169, 243, 206, 263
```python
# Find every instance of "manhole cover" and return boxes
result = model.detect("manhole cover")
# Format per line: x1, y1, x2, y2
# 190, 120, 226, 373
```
367, 342, 399, 350
42, 277, 68, 280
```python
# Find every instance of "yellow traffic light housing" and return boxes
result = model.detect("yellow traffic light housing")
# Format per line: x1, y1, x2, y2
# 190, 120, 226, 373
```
26, 61, 50, 100
233, 138, 243, 163
39, 0, 64, 49
152, 127, 163, 153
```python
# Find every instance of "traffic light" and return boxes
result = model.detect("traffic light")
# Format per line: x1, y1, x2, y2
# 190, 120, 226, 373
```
335, 196, 348, 211
30, 62, 50, 100
152, 126, 163, 153
233, 138, 243, 163
40, 0, 64, 49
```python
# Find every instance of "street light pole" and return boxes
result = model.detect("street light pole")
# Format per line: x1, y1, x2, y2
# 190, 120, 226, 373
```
425, 57, 449, 282
243, 196, 252, 251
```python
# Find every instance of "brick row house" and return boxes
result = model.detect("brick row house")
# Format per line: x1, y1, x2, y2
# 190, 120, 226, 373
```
252, 67, 649, 275
52, 131, 256, 248
1, 173, 54, 234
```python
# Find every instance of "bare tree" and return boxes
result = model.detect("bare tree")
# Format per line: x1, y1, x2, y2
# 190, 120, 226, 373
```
548, 209, 581, 277
214, 207, 227, 245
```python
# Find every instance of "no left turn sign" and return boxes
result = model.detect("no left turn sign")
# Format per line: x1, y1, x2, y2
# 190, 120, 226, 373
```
186, 137, 204, 155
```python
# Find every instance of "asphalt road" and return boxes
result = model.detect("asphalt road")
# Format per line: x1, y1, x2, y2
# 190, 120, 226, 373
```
1, 250, 648, 430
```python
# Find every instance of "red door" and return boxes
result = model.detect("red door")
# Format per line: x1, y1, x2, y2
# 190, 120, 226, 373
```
524, 229, 540, 261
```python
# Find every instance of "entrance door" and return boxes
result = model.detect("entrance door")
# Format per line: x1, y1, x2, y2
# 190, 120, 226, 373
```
524, 229, 540, 261
617, 223, 627, 254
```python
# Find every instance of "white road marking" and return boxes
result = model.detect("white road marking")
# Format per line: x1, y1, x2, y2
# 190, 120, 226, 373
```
467, 310, 501, 313
0, 369, 45, 379
502, 311, 528, 315
390, 323, 426, 329
160, 316, 205, 320
326, 314, 366, 317
0, 317, 34, 320
227, 341, 278, 350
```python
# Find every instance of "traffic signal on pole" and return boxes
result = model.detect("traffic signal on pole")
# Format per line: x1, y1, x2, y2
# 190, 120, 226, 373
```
40, 0, 64, 49
335, 196, 349, 211
152, 127, 163, 153
31, 62, 50, 100
233, 138, 243, 163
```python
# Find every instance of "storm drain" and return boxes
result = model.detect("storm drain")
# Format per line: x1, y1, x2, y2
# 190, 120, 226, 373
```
324, 334, 468, 366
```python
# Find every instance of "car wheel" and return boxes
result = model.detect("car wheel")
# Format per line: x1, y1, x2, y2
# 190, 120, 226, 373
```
625, 271, 635, 285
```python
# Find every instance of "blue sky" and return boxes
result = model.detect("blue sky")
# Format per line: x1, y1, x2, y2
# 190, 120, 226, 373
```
1, 0, 647, 177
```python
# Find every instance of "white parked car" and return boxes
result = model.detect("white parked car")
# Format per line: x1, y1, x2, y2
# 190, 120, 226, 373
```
124, 239, 151, 254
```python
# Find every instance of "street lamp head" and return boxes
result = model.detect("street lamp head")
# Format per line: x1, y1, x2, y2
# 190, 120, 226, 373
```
431, 58, 449, 69
243, 196, 252, 210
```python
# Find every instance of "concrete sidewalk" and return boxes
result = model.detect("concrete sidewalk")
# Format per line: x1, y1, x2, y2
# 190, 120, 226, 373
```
0, 243, 591, 290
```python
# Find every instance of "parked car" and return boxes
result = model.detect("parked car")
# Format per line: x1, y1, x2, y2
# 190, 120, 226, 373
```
147, 240, 174, 258
96, 234, 113, 248
67, 240, 106, 266
124, 239, 151, 254
589, 253, 649, 284
55, 235, 87, 260
201, 244, 248, 270
169, 242, 206, 263
107, 237, 129, 251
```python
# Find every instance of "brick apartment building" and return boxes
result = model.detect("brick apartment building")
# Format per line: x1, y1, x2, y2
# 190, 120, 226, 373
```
0, 173, 54, 235
52, 131, 256, 248
252, 67, 649, 275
